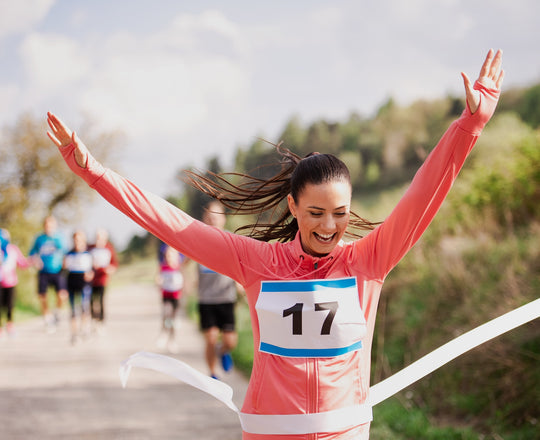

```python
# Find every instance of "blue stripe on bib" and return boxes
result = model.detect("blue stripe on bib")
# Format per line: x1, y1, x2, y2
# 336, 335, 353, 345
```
260, 340, 362, 358
260, 277, 356, 292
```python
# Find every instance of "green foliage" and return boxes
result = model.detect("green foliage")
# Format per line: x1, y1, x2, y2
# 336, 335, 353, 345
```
377, 200, 540, 436
1, 112, 123, 314
154, 81, 540, 437
230, 299, 254, 375
372, 398, 479, 439
121, 233, 159, 262
518, 84, 540, 128
0, 113, 123, 244
449, 113, 540, 231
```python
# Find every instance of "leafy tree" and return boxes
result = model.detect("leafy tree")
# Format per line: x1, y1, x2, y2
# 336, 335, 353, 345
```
518, 84, 540, 128
0, 112, 123, 245
459, 113, 540, 229
302, 120, 342, 156
278, 115, 307, 150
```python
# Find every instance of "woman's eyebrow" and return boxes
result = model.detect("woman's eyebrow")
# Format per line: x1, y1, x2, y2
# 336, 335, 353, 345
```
307, 205, 349, 210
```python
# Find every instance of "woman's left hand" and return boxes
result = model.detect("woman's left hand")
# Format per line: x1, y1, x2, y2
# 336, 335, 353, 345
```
461, 49, 504, 114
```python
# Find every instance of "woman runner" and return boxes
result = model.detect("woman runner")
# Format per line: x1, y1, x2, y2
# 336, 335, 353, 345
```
46, 50, 503, 439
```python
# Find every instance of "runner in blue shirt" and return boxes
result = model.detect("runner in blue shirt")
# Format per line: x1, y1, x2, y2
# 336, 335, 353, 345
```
29, 216, 68, 332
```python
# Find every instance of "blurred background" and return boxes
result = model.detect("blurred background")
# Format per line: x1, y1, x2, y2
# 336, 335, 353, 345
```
0, 1, 538, 439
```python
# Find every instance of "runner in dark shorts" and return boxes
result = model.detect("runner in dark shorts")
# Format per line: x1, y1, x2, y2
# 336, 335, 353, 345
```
198, 303, 236, 333
196, 201, 239, 379
29, 216, 67, 332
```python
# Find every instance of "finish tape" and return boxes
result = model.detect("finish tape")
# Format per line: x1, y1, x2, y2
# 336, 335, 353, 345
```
120, 298, 539, 430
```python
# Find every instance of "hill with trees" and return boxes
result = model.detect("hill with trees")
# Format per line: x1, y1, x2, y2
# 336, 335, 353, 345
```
3, 81, 538, 438
173, 82, 539, 438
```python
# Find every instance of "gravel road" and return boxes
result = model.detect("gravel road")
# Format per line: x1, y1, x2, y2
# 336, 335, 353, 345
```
0, 281, 248, 440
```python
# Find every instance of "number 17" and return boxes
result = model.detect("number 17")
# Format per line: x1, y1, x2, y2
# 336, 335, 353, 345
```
282, 301, 338, 335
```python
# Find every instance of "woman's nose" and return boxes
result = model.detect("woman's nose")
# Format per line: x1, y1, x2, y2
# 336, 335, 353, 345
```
320, 215, 336, 231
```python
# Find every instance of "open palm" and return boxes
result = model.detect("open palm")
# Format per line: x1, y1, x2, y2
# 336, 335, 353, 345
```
47, 112, 88, 168
462, 49, 504, 113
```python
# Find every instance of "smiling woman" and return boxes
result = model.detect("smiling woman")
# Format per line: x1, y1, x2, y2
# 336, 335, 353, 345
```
289, 179, 352, 257
47, 49, 503, 440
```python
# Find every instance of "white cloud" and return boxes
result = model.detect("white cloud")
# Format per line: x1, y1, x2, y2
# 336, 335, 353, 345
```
73, 10, 251, 142
0, 0, 55, 40
19, 32, 90, 91
0, 83, 19, 116
4, 1, 540, 248
11, 8, 253, 172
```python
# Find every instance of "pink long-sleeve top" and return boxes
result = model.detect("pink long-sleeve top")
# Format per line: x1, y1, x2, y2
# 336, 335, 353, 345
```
59, 81, 498, 440
1, 244, 30, 288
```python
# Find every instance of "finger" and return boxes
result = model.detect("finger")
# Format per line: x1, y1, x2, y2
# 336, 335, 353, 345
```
47, 112, 60, 129
495, 69, 505, 89
479, 48, 494, 79
47, 131, 61, 147
461, 71, 473, 93
461, 72, 479, 113
47, 113, 64, 138
49, 112, 71, 137
47, 115, 59, 136
488, 49, 503, 79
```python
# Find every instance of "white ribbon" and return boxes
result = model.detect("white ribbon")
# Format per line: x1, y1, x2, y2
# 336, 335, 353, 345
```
119, 351, 239, 412
120, 298, 539, 433
369, 298, 540, 405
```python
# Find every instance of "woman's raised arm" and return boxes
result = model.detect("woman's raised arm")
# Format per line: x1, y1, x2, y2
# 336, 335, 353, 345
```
357, 49, 504, 279
46, 112, 254, 285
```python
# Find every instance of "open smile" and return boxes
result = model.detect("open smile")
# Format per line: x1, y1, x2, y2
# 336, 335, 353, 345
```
313, 232, 336, 243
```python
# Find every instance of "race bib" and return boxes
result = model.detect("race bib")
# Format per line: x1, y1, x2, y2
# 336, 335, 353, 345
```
256, 277, 367, 358
91, 248, 112, 268
161, 271, 184, 292
65, 252, 93, 272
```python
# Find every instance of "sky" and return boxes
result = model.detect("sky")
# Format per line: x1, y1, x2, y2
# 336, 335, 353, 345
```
1, 0, 539, 249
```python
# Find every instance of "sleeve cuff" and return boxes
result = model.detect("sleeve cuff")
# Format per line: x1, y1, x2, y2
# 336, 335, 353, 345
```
59, 142, 107, 187
457, 80, 500, 136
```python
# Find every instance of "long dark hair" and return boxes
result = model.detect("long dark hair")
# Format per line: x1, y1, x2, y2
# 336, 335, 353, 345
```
183, 143, 379, 242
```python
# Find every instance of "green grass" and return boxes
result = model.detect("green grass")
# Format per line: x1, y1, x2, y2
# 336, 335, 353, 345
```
371, 398, 480, 440
15, 223, 534, 440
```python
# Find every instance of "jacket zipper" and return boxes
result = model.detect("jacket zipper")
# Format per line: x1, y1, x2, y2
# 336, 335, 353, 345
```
309, 261, 319, 439
307, 357, 317, 440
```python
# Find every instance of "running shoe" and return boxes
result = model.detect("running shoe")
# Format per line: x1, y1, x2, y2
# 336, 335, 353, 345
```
44, 315, 56, 334
156, 332, 168, 350
221, 352, 233, 372
167, 340, 180, 354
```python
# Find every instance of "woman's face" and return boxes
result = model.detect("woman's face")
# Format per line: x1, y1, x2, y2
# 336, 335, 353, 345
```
288, 179, 351, 257
73, 232, 87, 252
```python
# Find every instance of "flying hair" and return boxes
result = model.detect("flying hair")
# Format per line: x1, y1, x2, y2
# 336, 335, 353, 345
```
183, 141, 380, 242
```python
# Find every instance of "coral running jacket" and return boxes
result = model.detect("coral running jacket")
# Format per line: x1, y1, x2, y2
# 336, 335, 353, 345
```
58, 82, 499, 439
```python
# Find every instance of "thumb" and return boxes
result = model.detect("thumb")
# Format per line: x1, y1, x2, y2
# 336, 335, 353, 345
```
461, 72, 479, 114
461, 72, 472, 92
72, 131, 88, 169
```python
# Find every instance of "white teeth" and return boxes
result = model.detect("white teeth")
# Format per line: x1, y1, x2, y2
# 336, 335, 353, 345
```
316, 233, 334, 240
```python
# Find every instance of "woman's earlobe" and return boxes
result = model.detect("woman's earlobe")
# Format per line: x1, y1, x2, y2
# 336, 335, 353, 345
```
287, 194, 297, 218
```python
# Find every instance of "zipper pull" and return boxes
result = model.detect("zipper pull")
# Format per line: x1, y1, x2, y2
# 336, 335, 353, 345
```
314, 262, 318, 270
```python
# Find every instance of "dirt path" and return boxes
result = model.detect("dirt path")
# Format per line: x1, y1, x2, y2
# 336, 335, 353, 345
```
0, 281, 248, 440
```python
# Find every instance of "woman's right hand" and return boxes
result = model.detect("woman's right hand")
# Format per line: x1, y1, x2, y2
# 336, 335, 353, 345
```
47, 112, 88, 168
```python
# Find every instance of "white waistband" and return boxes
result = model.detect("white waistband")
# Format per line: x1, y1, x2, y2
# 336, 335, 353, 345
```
239, 404, 373, 435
